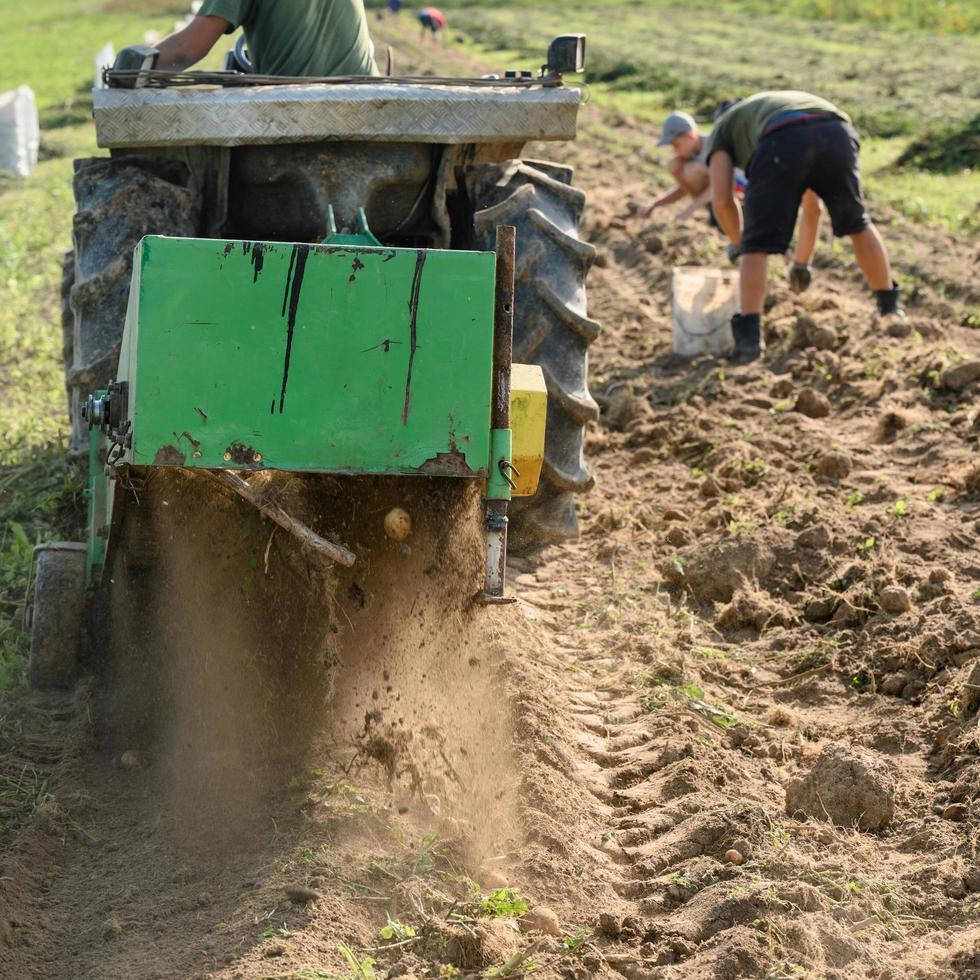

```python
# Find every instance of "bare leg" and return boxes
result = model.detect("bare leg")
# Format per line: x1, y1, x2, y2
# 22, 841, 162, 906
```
794, 190, 822, 265
669, 158, 709, 199
739, 252, 768, 316
850, 224, 892, 291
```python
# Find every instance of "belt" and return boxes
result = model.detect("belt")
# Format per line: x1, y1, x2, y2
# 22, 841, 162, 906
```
763, 110, 840, 136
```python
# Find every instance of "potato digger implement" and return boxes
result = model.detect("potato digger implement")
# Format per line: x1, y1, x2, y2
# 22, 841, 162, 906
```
30, 35, 600, 689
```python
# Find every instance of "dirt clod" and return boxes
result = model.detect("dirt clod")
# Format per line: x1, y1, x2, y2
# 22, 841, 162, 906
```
941, 359, 980, 392
597, 912, 622, 937
630, 447, 657, 465
794, 315, 837, 350
813, 451, 851, 481
943, 803, 969, 822
879, 585, 911, 613
785, 744, 896, 831
665, 526, 692, 547
886, 317, 913, 338
639, 226, 664, 254
881, 671, 912, 696
794, 388, 831, 419
796, 524, 831, 549
522, 906, 562, 936
606, 388, 649, 431
284, 885, 320, 904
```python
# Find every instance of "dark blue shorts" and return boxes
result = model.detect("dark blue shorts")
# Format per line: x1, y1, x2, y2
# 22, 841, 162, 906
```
418, 13, 439, 32
741, 117, 870, 254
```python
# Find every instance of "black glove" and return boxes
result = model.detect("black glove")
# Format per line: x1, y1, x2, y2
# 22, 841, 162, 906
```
789, 261, 812, 294
108, 45, 160, 88
726, 243, 742, 266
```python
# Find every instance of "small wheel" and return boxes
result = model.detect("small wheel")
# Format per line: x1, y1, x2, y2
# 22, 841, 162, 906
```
29, 543, 88, 689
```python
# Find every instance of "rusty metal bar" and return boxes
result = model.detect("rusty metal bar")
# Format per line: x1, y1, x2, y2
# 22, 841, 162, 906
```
477, 225, 517, 605
491, 225, 515, 432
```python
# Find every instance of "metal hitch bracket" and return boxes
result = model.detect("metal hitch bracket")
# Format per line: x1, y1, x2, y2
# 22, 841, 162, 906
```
476, 225, 518, 606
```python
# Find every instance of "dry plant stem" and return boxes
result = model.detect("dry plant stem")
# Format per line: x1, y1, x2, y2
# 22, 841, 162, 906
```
205, 469, 356, 567
761, 661, 834, 687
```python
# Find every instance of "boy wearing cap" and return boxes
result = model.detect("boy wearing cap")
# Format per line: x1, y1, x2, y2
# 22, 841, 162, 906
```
638, 111, 711, 222
706, 90, 904, 363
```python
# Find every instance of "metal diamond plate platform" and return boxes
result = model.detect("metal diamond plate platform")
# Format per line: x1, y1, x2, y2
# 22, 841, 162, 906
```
93, 83, 581, 148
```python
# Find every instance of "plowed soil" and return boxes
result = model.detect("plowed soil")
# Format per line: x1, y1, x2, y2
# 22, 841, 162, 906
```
2, 20, 980, 980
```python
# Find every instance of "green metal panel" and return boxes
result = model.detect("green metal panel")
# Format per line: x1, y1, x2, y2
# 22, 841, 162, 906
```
119, 236, 496, 476
86, 428, 108, 584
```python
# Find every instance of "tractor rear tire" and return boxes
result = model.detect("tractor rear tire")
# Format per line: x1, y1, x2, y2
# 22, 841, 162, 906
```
66, 156, 198, 454
469, 160, 600, 549
29, 544, 88, 689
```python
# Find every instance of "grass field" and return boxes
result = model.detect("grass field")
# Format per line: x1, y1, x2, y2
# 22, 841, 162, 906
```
0, 1, 189, 690
0, 0, 977, 692
419, 0, 980, 33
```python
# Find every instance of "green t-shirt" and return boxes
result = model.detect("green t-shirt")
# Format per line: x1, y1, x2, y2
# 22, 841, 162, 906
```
705, 91, 849, 170
199, 0, 378, 77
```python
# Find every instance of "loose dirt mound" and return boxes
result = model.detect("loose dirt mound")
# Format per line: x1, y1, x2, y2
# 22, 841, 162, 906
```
785, 744, 897, 830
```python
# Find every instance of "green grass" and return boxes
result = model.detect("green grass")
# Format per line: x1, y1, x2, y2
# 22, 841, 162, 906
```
440, 2, 980, 135
896, 113, 980, 172
0, 0, 187, 694
418, 0, 980, 33
862, 138, 980, 236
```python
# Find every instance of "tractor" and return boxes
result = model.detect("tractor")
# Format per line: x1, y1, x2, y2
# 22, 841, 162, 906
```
30, 34, 600, 689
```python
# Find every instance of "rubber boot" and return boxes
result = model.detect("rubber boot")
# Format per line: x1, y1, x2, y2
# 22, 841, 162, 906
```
729, 313, 764, 364
874, 282, 903, 317
874, 281, 909, 336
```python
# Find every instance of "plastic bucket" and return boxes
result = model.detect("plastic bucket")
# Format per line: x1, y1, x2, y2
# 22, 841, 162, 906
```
671, 266, 738, 357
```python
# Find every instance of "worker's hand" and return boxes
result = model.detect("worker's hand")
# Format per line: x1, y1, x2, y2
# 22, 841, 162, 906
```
789, 261, 812, 294
726, 242, 742, 266
636, 199, 658, 219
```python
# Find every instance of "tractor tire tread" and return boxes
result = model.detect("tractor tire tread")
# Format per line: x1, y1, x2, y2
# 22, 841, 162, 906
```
469, 158, 599, 549
67, 156, 198, 453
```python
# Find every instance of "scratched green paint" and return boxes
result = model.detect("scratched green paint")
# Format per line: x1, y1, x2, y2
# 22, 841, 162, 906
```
119, 236, 496, 476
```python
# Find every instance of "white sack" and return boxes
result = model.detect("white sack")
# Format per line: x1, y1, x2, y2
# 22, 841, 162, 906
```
0, 86, 40, 178
94, 43, 116, 90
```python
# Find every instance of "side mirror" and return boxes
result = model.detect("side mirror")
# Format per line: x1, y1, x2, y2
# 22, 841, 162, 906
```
545, 34, 586, 76
108, 45, 160, 88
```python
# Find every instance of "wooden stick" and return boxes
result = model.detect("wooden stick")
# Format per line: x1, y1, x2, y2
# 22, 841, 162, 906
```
206, 470, 356, 567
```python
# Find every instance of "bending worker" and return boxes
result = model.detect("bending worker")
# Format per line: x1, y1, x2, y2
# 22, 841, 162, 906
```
706, 90, 904, 364
639, 111, 711, 223
418, 7, 447, 41
152, 0, 378, 76
639, 108, 750, 226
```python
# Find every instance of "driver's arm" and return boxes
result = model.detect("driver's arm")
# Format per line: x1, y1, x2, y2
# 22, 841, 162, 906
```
156, 15, 231, 70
